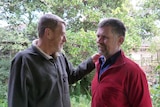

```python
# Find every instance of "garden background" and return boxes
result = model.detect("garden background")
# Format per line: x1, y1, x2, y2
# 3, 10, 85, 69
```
0, 0, 160, 107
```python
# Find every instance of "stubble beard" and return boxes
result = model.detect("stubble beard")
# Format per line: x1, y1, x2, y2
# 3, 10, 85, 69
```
98, 46, 109, 58
58, 44, 64, 53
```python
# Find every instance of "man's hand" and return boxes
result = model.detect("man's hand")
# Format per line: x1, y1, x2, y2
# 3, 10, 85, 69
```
91, 53, 101, 63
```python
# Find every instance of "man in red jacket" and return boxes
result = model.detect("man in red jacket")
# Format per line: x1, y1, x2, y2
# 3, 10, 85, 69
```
91, 18, 152, 107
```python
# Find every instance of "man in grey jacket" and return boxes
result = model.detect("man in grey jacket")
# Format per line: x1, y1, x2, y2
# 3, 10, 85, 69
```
8, 13, 99, 107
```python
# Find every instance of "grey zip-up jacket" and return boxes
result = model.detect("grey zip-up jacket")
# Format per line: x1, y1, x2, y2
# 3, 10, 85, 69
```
8, 45, 95, 107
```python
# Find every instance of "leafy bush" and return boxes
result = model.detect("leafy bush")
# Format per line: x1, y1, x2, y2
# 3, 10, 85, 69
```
150, 85, 160, 107
0, 57, 11, 107
0, 58, 11, 100
71, 94, 91, 107
65, 29, 97, 65
64, 29, 97, 96
150, 65, 160, 107
0, 99, 7, 107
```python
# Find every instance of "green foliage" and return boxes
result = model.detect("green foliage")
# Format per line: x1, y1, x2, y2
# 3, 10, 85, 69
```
149, 36, 160, 55
0, 0, 160, 106
134, 0, 160, 40
1, 0, 46, 41
65, 29, 97, 65
0, 58, 11, 100
122, 32, 141, 54
0, 99, 7, 107
150, 65, 160, 107
71, 94, 91, 107
0, 28, 30, 56
65, 29, 97, 95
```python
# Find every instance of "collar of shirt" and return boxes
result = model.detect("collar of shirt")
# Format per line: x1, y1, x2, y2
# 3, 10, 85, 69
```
99, 50, 121, 69
32, 39, 60, 60
98, 50, 121, 79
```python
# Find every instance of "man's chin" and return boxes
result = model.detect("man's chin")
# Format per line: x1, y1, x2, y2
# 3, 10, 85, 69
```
59, 48, 64, 53
98, 50, 103, 54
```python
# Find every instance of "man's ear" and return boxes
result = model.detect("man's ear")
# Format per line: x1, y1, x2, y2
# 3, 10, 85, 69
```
119, 36, 124, 45
44, 28, 51, 39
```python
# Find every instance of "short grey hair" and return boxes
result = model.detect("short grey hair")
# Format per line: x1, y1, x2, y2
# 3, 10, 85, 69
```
38, 13, 66, 38
98, 18, 126, 37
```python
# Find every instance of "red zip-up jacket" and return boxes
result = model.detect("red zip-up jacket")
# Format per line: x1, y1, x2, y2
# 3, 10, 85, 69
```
91, 51, 152, 107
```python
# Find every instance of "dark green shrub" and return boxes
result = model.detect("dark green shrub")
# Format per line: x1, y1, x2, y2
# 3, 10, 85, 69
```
64, 29, 97, 96
0, 57, 11, 107
150, 65, 160, 107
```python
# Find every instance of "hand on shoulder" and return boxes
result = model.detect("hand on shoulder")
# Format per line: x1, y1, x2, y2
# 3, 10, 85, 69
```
91, 53, 101, 63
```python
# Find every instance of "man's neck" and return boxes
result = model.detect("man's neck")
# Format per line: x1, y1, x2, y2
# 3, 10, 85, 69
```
33, 39, 57, 57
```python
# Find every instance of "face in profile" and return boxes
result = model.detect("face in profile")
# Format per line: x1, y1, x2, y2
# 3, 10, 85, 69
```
47, 22, 66, 53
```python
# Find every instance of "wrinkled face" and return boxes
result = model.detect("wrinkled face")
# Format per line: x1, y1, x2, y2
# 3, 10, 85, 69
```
48, 22, 66, 53
96, 26, 124, 58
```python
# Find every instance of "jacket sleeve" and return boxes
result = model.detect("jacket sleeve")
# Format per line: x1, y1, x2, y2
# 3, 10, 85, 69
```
126, 65, 152, 107
8, 53, 29, 107
61, 54, 95, 84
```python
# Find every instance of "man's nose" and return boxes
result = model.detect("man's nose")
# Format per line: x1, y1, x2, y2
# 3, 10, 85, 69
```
97, 37, 102, 43
63, 36, 67, 42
